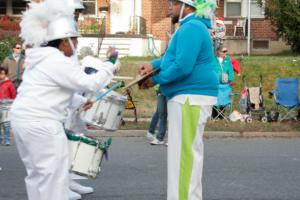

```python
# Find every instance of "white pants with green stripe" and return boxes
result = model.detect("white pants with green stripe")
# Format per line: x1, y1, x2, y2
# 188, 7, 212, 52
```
167, 99, 212, 200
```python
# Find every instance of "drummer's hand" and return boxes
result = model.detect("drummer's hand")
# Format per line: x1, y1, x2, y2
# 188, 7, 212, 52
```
82, 100, 93, 111
106, 46, 115, 58
106, 47, 119, 65
139, 63, 153, 76
138, 77, 154, 89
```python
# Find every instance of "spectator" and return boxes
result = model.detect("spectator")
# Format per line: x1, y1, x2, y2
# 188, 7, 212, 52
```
1, 42, 25, 89
138, 0, 218, 199
215, 17, 226, 39
212, 45, 234, 119
0, 67, 16, 146
213, 17, 226, 54
146, 85, 168, 145
214, 45, 234, 85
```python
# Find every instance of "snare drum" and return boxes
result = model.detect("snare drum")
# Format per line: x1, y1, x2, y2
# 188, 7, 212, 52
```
0, 99, 13, 124
80, 90, 127, 131
66, 130, 109, 179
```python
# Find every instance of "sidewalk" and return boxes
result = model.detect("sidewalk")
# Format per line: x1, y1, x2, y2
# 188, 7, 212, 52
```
87, 129, 300, 138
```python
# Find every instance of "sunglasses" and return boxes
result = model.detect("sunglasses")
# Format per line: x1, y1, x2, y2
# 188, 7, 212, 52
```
14, 47, 21, 49
221, 50, 228, 53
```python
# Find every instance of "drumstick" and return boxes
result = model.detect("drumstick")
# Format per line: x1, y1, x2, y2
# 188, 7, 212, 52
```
123, 68, 159, 90
113, 76, 134, 80
94, 81, 124, 102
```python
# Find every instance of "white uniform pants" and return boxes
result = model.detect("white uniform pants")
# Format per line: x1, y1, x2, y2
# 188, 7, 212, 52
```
12, 120, 69, 200
167, 100, 212, 200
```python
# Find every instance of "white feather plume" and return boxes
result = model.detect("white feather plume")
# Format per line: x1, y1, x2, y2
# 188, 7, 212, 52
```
20, 0, 75, 47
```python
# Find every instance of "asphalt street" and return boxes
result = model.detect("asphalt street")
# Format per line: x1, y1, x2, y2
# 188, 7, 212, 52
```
1, 137, 300, 200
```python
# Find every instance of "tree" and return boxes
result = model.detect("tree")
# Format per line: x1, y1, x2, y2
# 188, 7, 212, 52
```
258, 0, 300, 53
0, 37, 16, 63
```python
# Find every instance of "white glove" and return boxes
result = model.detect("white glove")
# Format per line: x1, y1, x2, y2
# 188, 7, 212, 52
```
114, 59, 121, 72
81, 55, 117, 75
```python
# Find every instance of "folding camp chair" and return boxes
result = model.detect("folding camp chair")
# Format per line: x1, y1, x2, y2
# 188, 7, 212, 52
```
212, 84, 234, 122
270, 78, 300, 122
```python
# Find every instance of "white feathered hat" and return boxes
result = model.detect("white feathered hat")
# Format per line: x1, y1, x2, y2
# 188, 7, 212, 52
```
67, 0, 85, 10
20, 0, 80, 47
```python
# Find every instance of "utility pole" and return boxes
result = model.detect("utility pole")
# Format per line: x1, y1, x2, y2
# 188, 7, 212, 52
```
247, 0, 251, 56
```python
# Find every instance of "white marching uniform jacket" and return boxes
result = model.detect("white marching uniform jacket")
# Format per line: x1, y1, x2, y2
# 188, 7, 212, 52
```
11, 47, 115, 200
11, 47, 114, 122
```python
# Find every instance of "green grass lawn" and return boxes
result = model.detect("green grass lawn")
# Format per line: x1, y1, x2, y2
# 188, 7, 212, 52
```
116, 55, 300, 131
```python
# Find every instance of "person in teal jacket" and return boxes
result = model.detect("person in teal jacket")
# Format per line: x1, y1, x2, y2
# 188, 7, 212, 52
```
139, 0, 218, 199
147, 16, 218, 98
214, 45, 234, 84
212, 45, 234, 119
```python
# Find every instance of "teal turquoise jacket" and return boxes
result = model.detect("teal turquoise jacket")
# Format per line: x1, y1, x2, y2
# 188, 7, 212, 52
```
151, 14, 218, 99
214, 55, 234, 83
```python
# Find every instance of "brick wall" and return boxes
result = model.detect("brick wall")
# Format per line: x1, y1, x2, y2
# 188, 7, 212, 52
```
217, 0, 278, 40
251, 19, 277, 40
142, 0, 171, 41
224, 18, 278, 40
216, 0, 225, 17
95, 0, 278, 42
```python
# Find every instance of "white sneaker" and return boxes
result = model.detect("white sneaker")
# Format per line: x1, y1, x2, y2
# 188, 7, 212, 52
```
70, 180, 94, 194
150, 138, 165, 145
146, 131, 156, 141
70, 172, 88, 180
165, 142, 168, 147
69, 189, 82, 200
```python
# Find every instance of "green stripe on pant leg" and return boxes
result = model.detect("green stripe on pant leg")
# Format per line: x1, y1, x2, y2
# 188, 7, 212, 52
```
179, 100, 201, 200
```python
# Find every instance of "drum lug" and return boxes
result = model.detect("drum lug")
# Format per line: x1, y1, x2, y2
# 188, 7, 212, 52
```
94, 112, 106, 126
100, 113, 106, 125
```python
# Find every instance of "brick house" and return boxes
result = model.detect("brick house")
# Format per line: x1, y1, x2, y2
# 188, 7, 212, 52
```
216, 0, 290, 54
139, 0, 290, 54
79, 0, 290, 54
0, 0, 290, 55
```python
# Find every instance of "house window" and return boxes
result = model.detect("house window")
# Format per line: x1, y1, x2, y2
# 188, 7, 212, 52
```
225, 0, 242, 17
250, 0, 265, 18
253, 40, 269, 49
82, 0, 97, 16
225, 0, 265, 18
0, 1, 6, 15
12, 1, 26, 15
0, 0, 26, 16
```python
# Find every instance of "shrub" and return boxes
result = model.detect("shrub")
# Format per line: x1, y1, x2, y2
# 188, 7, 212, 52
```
0, 37, 16, 63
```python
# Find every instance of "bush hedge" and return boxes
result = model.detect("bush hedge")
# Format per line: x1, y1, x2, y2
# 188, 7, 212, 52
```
0, 37, 16, 63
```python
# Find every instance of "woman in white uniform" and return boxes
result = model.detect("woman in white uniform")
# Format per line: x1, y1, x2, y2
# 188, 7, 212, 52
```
10, 1, 116, 200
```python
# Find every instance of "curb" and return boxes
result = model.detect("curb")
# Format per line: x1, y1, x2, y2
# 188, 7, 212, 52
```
87, 130, 300, 138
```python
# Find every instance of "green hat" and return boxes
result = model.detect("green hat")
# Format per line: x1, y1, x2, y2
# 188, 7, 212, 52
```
177, 0, 217, 18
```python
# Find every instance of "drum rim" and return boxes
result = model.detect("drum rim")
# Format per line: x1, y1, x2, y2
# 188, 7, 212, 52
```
66, 130, 108, 150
